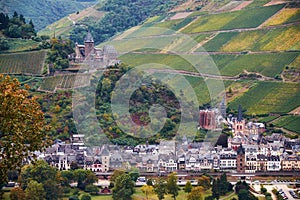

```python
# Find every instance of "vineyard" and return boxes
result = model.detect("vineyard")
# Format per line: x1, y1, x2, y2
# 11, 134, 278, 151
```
120, 52, 299, 78
39, 74, 91, 92
0, 51, 46, 75
273, 115, 300, 134
264, 8, 300, 26
219, 24, 300, 52
228, 81, 300, 115
181, 4, 284, 34
213, 52, 299, 77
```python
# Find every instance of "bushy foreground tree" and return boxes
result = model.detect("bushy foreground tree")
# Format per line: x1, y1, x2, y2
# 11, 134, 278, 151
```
0, 75, 50, 184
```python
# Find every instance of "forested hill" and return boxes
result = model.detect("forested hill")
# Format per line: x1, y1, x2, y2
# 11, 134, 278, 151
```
69, 0, 185, 44
0, 0, 97, 30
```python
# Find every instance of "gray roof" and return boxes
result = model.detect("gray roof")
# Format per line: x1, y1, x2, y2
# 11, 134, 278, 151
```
85, 31, 94, 43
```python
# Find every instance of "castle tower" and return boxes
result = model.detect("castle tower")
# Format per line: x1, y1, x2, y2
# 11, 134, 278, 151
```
237, 105, 243, 122
84, 31, 94, 58
236, 144, 246, 173
220, 97, 226, 118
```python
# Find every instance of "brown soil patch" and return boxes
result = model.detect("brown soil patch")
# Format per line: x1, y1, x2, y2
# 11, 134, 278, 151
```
170, 12, 192, 20
170, 0, 205, 12
231, 1, 253, 11
69, 7, 104, 22
289, 106, 300, 115
264, 0, 286, 6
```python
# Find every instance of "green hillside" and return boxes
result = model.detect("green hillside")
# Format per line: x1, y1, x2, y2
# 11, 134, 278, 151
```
1, 0, 300, 142
0, 0, 97, 30
228, 81, 300, 115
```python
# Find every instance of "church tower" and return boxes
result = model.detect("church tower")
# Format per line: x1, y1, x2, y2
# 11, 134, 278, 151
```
84, 31, 94, 58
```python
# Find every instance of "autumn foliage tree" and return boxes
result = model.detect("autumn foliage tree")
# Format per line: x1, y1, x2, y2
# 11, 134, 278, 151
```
0, 75, 50, 184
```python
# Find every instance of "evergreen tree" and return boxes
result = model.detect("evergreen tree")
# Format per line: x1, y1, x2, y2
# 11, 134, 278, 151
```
184, 181, 192, 193
212, 179, 220, 200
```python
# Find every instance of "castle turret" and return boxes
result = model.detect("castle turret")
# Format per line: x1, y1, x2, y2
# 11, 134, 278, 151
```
84, 31, 94, 58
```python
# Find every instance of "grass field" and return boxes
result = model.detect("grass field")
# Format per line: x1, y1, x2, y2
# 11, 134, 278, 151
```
38, 16, 73, 38
228, 81, 300, 115
273, 115, 300, 133
264, 8, 300, 26
6, 39, 40, 52
0, 50, 47, 75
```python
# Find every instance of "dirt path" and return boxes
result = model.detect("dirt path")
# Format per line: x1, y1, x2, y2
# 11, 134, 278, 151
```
231, 1, 253, 11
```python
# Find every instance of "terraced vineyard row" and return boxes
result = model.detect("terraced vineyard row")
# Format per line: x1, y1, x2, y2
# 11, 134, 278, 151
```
0, 51, 47, 75
273, 115, 300, 133
181, 4, 284, 33
228, 81, 300, 115
39, 74, 91, 92
120, 52, 298, 77
201, 24, 300, 52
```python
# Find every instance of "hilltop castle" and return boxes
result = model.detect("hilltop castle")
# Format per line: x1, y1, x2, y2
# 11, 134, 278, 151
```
74, 32, 119, 67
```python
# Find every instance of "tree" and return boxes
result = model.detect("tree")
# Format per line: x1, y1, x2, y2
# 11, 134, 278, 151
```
81, 194, 91, 200
219, 173, 228, 195
184, 181, 192, 193
128, 168, 140, 182
25, 180, 46, 200
154, 177, 167, 200
141, 185, 154, 199
212, 179, 220, 200
238, 189, 249, 200
10, 187, 26, 200
166, 172, 179, 200
110, 169, 125, 182
74, 169, 97, 190
0, 75, 50, 185
112, 173, 135, 200
43, 179, 62, 200
146, 178, 153, 186
19, 160, 57, 190
187, 186, 203, 200
84, 184, 99, 195
197, 175, 211, 190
